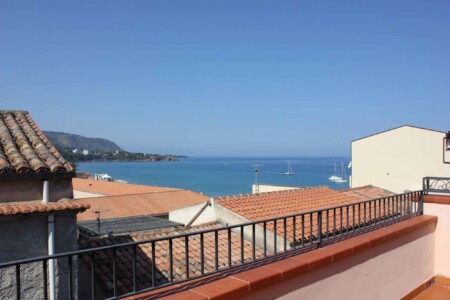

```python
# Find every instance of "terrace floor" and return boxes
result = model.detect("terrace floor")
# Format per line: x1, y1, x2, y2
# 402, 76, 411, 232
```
414, 278, 450, 300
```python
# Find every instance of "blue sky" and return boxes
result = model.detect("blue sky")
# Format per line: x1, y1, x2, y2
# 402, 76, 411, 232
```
1, 1, 449, 156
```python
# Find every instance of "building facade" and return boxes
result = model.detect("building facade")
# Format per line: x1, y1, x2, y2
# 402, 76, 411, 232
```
351, 125, 450, 193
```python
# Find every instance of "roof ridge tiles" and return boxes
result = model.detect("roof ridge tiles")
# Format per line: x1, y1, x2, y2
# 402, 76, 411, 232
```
339, 185, 374, 192
0, 110, 73, 174
216, 185, 330, 202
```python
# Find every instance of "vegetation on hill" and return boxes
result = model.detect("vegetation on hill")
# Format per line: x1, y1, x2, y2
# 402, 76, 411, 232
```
44, 131, 185, 163
44, 131, 123, 152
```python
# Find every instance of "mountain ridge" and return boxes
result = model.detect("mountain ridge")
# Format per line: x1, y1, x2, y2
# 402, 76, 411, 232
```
43, 131, 124, 152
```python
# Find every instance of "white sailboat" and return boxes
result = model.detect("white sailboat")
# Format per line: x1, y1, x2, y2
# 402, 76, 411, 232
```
329, 163, 341, 181
329, 162, 348, 183
283, 162, 294, 176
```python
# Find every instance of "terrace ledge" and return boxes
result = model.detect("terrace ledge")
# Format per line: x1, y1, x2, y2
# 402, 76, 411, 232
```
127, 215, 437, 300
423, 194, 450, 205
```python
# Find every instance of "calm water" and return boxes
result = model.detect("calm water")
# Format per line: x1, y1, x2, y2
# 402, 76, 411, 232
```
77, 157, 351, 197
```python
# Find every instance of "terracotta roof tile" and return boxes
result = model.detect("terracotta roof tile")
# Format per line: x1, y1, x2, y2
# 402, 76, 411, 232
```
76, 190, 210, 221
338, 185, 395, 201
0, 110, 73, 174
0, 200, 90, 216
217, 186, 399, 244
73, 178, 177, 196
78, 222, 264, 297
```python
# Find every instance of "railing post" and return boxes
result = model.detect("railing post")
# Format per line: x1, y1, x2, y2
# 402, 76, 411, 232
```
317, 211, 323, 248
418, 191, 424, 215
423, 177, 429, 195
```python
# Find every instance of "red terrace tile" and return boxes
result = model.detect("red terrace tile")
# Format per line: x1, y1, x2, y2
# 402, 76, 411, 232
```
413, 282, 450, 300
383, 226, 399, 241
397, 222, 412, 237
298, 248, 333, 271
435, 276, 450, 286
157, 290, 208, 300
264, 257, 309, 280
340, 236, 370, 255
364, 230, 387, 248
320, 242, 353, 262
191, 277, 249, 300
231, 266, 282, 291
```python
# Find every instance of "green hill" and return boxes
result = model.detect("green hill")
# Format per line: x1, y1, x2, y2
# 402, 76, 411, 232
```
43, 131, 124, 152
43, 131, 184, 163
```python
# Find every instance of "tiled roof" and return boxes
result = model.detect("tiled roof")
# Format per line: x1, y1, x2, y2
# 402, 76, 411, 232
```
217, 186, 361, 220
73, 178, 177, 196
0, 110, 73, 174
338, 185, 395, 201
0, 200, 89, 216
78, 222, 264, 297
217, 186, 398, 244
75, 190, 210, 221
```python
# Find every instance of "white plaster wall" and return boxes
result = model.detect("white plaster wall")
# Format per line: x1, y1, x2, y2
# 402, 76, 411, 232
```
169, 201, 216, 226
352, 126, 450, 193
73, 190, 105, 199
215, 204, 287, 253
243, 222, 435, 300
252, 184, 299, 194
424, 202, 450, 277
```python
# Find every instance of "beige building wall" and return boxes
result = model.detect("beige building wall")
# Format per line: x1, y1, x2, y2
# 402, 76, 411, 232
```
351, 126, 450, 193
424, 202, 450, 277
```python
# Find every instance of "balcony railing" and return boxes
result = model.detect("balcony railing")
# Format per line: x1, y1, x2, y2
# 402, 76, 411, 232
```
0, 191, 423, 300
423, 177, 450, 194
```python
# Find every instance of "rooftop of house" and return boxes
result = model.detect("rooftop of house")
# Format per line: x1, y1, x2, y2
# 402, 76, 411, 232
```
351, 124, 446, 142
217, 185, 391, 221
338, 185, 395, 201
0, 110, 73, 175
78, 221, 265, 297
78, 215, 183, 237
72, 178, 177, 196
75, 189, 210, 221
216, 185, 397, 244
0, 199, 90, 216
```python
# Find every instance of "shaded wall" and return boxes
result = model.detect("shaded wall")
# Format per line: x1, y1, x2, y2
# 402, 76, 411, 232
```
0, 213, 79, 299
0, 178, 73, 203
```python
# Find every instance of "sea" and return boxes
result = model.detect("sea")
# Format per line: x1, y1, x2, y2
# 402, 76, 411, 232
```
77, 157, 351, 197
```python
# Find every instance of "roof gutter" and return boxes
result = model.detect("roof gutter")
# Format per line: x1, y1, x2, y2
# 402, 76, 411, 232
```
184, 199, 212, 228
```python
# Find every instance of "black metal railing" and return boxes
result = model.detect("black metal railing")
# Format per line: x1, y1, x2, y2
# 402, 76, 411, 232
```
0, 191, 423, 300
423, 177, 450, 194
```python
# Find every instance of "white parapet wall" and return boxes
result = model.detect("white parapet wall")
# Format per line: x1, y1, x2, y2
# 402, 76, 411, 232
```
169, 201, 217, 226
252, 184, 300, 194
73, 190, 105, 199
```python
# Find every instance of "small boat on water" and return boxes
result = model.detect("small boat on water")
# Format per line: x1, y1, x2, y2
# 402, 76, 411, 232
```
283, 162, 294, 176
329, 163, 348, 183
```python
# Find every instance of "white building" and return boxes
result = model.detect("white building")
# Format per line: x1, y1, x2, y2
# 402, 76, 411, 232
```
351, 125, 450, 193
